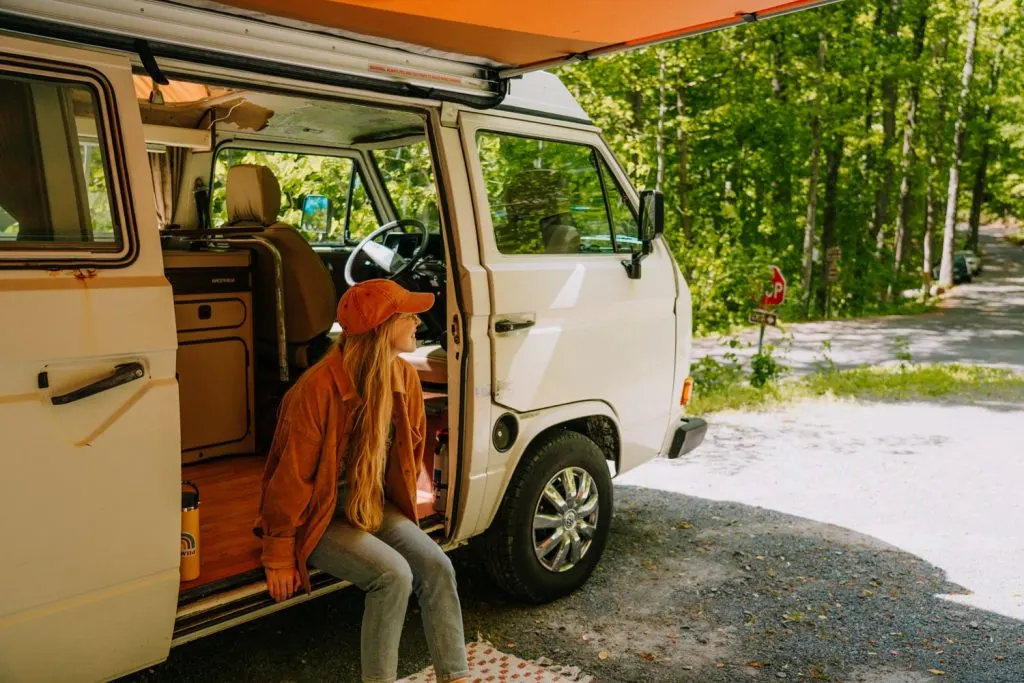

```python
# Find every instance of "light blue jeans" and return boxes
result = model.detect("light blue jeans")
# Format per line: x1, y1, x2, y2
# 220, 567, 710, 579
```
309, 488, 468, 683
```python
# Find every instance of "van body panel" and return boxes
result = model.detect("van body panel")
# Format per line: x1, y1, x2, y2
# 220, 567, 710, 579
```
0, 570, 179, 683
469, 400, 620, 537
0, 34, 179, 682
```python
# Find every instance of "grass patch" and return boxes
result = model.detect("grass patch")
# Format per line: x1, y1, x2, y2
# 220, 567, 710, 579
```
688, 363, 1024, 416
1007, 228, 1024, 247
804, 363, 1024, 402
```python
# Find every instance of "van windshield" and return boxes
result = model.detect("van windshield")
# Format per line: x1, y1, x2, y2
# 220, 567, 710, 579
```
210, 148, 380, 243
371, 141, 441, 233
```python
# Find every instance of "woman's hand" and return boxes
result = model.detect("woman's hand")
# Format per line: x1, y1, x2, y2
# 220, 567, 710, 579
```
265, 567, 301, 602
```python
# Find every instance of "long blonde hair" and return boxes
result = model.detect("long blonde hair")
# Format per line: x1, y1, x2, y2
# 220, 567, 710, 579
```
337, 315, 401, 532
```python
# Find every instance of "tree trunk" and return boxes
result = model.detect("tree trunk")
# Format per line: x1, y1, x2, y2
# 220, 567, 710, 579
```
817, 135, 844, 317
967, 143, 991, 251
923, 36, 950, 283
803, 118, 822, 316
892, 94, 918, 278
872, 0, 901, 255
924, 159, 936, 281
968, 43, 1004, 251
892, 9, 928, 279
802, 32, 826, 316
655, 51, 666, 192
940, 0, 981, 287
626, 89, 643, 174
770, 29, 793, 225
676, 88, 692, 243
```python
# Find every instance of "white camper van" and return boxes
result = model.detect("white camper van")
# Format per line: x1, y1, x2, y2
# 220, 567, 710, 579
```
0, 0, 822, 680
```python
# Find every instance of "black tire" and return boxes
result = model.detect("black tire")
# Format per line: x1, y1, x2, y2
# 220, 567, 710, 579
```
479, 429, 613, 604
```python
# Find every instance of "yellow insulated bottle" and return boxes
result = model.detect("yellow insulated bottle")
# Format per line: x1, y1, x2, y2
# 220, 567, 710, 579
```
180, 481, 201, 581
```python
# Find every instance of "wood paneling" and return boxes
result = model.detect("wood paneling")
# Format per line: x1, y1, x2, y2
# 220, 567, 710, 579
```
180, 455, 265, 594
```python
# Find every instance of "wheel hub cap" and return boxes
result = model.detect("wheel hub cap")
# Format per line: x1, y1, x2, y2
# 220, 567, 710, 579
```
532, 466, 600, 573
563, 511, 577, 530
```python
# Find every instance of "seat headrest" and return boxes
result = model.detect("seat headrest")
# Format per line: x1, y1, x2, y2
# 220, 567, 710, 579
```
226, 165, 281, 226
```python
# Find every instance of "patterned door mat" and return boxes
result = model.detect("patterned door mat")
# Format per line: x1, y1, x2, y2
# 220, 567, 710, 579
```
398, 640, 594, 683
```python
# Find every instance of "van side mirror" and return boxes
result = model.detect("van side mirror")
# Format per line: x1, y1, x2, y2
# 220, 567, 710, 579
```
301, 194, 332, 241
623, 189, 664, 280
639, 189, 664, 244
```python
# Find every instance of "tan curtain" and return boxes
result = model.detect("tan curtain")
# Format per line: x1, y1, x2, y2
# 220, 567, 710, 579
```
0, 79, 51, 239
166, 146, 187, 228
149, 146, 189, 229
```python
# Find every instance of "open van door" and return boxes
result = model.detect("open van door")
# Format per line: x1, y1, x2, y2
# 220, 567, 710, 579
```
0, 35, 180, 682
459, 114, 678, 474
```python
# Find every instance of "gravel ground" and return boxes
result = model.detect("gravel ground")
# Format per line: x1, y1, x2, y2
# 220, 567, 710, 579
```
123, 477, 1023, 683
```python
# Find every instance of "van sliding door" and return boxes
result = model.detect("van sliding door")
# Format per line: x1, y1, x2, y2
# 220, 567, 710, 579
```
0, 35, 179, 683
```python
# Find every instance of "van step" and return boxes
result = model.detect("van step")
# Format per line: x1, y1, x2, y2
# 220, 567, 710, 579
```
173, 571, 343, 641
178, 568, 265, 607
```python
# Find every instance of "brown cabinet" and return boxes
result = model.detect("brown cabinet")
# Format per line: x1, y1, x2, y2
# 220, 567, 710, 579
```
164, 249, 256, 463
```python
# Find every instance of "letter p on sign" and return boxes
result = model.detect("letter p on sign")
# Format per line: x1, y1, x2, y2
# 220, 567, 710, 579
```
760, 266, 786, 308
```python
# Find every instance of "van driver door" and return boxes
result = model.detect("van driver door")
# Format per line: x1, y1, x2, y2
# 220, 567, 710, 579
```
0, 35, 180, 682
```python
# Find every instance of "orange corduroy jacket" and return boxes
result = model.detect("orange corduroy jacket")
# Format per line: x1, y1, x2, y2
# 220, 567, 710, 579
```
253, 347, 427, 593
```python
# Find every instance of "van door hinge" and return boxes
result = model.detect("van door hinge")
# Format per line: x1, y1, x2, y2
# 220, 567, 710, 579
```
440, 101, 460, 128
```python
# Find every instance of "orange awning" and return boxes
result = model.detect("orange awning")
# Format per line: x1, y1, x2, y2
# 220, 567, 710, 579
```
200, 0, 838, 72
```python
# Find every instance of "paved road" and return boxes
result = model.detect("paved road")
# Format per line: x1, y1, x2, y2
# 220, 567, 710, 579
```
692, 224, 1024, 375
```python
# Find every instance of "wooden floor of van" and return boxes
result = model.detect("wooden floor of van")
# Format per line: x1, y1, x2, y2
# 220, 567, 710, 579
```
178, 409, 445, 603
180, 455, 265, 599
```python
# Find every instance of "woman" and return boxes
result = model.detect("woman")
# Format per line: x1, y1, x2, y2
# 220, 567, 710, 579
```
254, 278, 469, 683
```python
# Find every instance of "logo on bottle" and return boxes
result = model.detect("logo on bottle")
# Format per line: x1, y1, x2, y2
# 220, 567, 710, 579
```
181, 532, 197, 557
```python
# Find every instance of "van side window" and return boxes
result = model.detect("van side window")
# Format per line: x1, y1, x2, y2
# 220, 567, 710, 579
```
0, 72, 120, 251
210, 149, 378, 244
475, 131, 638, 255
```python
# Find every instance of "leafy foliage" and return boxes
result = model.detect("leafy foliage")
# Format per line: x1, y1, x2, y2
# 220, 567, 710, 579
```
556, 0, 1024, 334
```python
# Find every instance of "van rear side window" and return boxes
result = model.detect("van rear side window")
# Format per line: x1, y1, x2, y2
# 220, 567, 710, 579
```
0, 71, 121, 252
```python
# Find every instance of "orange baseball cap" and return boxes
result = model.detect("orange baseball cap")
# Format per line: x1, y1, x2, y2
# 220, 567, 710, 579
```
336, 279, 435, 336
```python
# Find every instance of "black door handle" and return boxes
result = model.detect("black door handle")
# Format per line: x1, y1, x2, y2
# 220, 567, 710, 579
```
51, 362, 146, 405
494, 319, 535, 334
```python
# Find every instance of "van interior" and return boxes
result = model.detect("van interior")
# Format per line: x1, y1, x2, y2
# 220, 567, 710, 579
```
132, 75, 455, 608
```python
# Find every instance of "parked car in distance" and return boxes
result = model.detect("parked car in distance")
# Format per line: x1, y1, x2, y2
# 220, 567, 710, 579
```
956, 250, 982, 275
932, 253, 972, 284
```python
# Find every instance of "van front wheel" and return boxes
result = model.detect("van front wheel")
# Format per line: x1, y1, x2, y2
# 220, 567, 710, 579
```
480, 430, 613, 604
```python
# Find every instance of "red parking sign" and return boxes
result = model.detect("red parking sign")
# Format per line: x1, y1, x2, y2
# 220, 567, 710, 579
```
760, 266, 786, 308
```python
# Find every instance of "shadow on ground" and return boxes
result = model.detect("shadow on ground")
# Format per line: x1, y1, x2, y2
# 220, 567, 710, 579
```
122, 487, 1023, 683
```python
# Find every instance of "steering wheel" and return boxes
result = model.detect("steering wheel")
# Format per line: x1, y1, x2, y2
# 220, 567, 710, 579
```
344, 219, 430, 287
